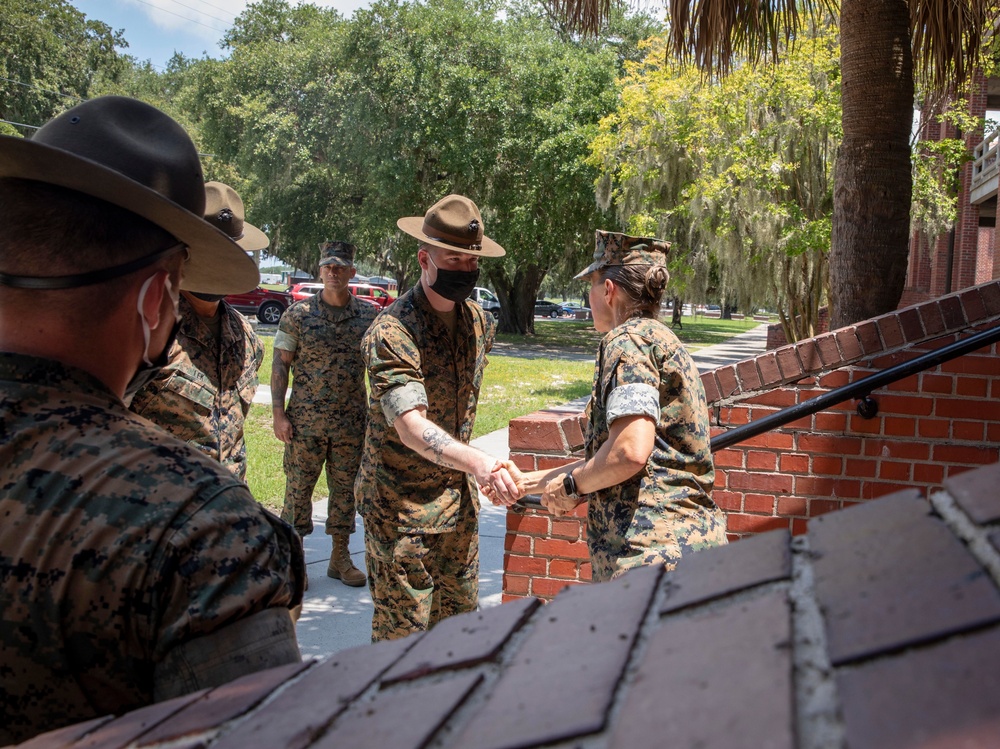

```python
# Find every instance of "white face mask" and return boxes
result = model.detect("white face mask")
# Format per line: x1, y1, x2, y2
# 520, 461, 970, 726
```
136, 273, 179, 365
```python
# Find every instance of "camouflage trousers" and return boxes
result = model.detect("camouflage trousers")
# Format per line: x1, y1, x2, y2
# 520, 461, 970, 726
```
589, 501, 728, 584
364, 504, 478, 642
281, 431, 361, 537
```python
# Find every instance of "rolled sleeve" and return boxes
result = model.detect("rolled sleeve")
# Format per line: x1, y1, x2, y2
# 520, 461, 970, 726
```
272, 328, 297, 352
606, 383, 660, 425
380, 381, 428, 426
273, 309, 300, 353
363, 316, 428, 427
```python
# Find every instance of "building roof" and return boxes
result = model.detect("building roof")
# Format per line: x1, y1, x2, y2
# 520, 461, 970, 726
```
17, 462, 1000, 749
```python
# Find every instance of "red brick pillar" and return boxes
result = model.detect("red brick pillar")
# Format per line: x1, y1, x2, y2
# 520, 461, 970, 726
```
995, 189, 1000, 279
952, 70, 987, 292
978, 226, 995, 283
504, 404, 591, 601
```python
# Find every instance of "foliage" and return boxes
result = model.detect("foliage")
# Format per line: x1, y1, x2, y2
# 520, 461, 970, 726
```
189, 1, 348, 273
183, 0, 638, 334
553, 0, 1000, 327
911, 96, 981, 243
590, 24, 841, 341
0, 0, 128, 133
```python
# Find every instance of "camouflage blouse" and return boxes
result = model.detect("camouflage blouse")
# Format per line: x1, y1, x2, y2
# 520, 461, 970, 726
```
357, 283, 495, 533
129, 297, 264, 480
585, 316, 726, 582
274, 291, 378, 437
0, 353, 303, 744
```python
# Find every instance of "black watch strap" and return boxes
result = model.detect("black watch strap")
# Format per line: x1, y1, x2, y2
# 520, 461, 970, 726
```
563, 472, 578, 498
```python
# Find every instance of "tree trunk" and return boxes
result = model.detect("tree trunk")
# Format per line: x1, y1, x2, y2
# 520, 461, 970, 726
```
488, 265, 547, 334
671, 295, 682, 328
830, 0, 914, 329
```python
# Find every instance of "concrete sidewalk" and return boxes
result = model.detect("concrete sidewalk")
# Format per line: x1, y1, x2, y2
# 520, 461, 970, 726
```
293, 322, 769, 657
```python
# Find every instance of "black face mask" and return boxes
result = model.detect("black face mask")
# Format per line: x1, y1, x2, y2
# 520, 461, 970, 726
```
429, 257, 480, 303
123, 317, 180, 404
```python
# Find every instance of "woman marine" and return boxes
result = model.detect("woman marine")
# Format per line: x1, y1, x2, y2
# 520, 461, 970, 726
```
499, 231, 728, 581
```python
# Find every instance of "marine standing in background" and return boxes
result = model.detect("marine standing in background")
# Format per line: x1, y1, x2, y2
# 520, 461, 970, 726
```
357, 194, 520, 642
272, 241, 378, 587
129, 182, 267, 481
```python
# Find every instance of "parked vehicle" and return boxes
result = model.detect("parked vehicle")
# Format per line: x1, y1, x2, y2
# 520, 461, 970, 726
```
225, 286, 294, 324
469, 286, 501, 319
349, 283, 393, 309
560, 301, 591, 318
533, 299, 564, 318
287, 282, 324, 302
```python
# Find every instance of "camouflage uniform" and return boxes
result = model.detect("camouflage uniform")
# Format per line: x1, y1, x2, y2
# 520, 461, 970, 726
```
128, 295, 264, 480
585, 316, 727, 582
0, 352, 304, 745
275, 290, 377, 536
357, 282, 495, 641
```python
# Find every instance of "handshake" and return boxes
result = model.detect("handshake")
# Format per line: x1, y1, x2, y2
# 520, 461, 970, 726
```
478, 459, 585, 517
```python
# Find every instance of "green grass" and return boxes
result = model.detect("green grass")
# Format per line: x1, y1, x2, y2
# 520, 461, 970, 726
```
476, 356, 593, 435
245, 403, 297, 513
245, 312, 764, 513
498, 314, 762, 352
256, 328, 275, 386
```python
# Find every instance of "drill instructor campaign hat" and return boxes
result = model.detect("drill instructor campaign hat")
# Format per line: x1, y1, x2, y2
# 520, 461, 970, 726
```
397, 194, 505, 258
574, 230, 670, 279
204, 181, 269, 252
0, 96, 259, 294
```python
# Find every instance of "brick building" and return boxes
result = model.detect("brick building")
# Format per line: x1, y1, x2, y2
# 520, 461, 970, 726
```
904, 71, 1000, 307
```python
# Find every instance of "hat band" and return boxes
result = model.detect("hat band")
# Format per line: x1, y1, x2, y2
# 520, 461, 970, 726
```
428, 238, 483, 252
422, 220, 483, 252
0, 241, 186, 290
211, 209, 245, 241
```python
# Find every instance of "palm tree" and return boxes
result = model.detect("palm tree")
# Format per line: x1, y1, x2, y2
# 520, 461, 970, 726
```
549, 0, 997, 327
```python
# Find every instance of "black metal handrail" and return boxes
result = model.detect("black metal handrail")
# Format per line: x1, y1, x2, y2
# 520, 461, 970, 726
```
710, 322, 1000, 450
517, 323, 1000, 508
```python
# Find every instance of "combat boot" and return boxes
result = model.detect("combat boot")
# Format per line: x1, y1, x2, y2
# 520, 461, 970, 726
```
328, 535, 366, 587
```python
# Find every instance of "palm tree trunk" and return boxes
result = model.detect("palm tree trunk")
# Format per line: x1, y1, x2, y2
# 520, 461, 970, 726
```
830, 0, 914, 329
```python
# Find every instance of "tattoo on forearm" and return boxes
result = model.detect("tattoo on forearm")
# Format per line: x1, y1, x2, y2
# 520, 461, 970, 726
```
422, 427, 458, 468
271, 358, 289, 404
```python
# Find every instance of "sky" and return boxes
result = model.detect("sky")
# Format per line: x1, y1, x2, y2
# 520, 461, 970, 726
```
71, 0, 371, 70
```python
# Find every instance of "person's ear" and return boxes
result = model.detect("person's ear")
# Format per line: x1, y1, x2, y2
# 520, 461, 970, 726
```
349, 267, 357, 279
139, 270, 170, 329
603, 278, 615, 302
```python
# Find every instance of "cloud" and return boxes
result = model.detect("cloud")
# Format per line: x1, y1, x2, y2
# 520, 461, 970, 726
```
122, 0, 240, 42
125, 0, 372, 42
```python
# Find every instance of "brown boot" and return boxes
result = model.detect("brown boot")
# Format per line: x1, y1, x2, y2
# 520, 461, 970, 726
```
327, 535, 366, 587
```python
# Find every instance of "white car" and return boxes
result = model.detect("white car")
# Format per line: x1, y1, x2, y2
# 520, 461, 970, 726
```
469, 287, 501, 319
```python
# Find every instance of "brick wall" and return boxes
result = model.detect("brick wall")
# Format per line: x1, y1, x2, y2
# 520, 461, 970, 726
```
905, 71, 1000, 302
954, 70, 988, 291
503, 279, 1000, 602
765, 307, 829, 348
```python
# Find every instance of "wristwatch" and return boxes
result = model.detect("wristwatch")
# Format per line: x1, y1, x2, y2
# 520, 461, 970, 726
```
562, 471, 579, 498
